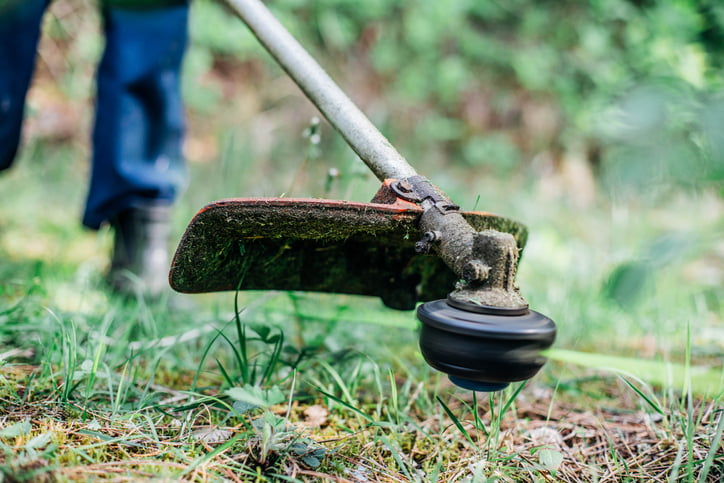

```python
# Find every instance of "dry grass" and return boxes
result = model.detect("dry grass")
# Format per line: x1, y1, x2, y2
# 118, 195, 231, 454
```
1, 363, 722, 481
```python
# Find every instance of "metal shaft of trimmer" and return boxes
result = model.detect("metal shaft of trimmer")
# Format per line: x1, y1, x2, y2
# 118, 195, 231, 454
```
224, 0, 416, 181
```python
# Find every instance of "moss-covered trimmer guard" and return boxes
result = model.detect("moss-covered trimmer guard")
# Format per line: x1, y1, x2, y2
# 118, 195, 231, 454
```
170, 0, 556, 392
170, 181, 528, 310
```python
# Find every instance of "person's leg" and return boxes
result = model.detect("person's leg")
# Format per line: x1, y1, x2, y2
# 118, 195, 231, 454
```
0, 0, 49, 171
88, 3, 189, 295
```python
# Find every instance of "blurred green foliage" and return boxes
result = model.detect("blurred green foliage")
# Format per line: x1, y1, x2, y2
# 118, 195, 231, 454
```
184, 0, 723, 192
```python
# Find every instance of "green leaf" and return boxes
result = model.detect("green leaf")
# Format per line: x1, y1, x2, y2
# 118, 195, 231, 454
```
232, 400, 257, 415
225, 385, 285, 409
0, 420, 31, 438
252, 324, 271, 341
301, 455, 321, 469
290, 439, 327, 468
603, 260, 653, 308
26, 432, 53, 450
538, 448, 564, 472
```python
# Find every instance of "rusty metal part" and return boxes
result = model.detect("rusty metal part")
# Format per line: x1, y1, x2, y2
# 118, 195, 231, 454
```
169, 182, 528, 311
391, 176, 529, 311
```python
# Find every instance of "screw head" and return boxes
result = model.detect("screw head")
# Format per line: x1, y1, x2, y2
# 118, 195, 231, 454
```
397, 180, 413, 193
415, 240, 431, 254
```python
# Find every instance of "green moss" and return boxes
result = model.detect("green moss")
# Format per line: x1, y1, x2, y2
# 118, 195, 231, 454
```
170, 199, 527, 310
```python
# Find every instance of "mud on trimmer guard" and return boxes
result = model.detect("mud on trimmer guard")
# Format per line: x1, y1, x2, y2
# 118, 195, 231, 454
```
170, 0, 556, 392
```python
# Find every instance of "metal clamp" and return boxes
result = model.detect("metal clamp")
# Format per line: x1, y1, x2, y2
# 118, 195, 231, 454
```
391, 176, 460, 214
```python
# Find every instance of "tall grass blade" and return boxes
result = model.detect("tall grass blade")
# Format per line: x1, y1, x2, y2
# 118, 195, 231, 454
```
501, 381, 527, 417
684, 320, 695, 483
388, 369, 399, 425
191, 323, 228, 392
471, 392, 489, 437
112, 361, 130, 416
233, 285, 249, 383
619, 376, 665, 415
312, 385, 373, 422
472, 194, 481, 212
48, 309, 78, 403
84, 312, 114, 406
317, 361, 357, 405
697, 408, 723, 482
260, 329, 283, 386
437, 396, 475, 446
215, 358, 235, 388
546, 348, 722, 396
669, 437, 686, 483
378, 435, 414, 481
215, 329, 248, 383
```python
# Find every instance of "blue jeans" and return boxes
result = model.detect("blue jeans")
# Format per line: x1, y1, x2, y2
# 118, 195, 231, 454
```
0, 0, 189, 229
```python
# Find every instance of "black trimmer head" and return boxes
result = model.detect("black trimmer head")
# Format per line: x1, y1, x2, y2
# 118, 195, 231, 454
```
417, 299, 556, 391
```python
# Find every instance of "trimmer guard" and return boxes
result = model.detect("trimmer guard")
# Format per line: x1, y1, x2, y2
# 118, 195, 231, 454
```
169, 184, 528, 310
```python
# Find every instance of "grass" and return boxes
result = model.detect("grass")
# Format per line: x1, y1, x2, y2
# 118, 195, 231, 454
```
1, 142, 722, 482
1, 1, 723, 480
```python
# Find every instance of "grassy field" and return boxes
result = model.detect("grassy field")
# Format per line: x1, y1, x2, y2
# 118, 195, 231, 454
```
1, 141, 722, 482
1, 1, 723, 481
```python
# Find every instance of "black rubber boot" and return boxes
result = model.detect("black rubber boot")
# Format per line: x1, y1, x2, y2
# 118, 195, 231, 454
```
107, 202, 172, 298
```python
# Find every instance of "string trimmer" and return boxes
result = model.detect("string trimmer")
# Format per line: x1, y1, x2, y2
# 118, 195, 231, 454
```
170, 0, 556, 392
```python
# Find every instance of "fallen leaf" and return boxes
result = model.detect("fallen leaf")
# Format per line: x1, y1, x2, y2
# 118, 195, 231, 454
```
192, 427, 233, 444
303, 405, 328, 427
538, 448, 564, 473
